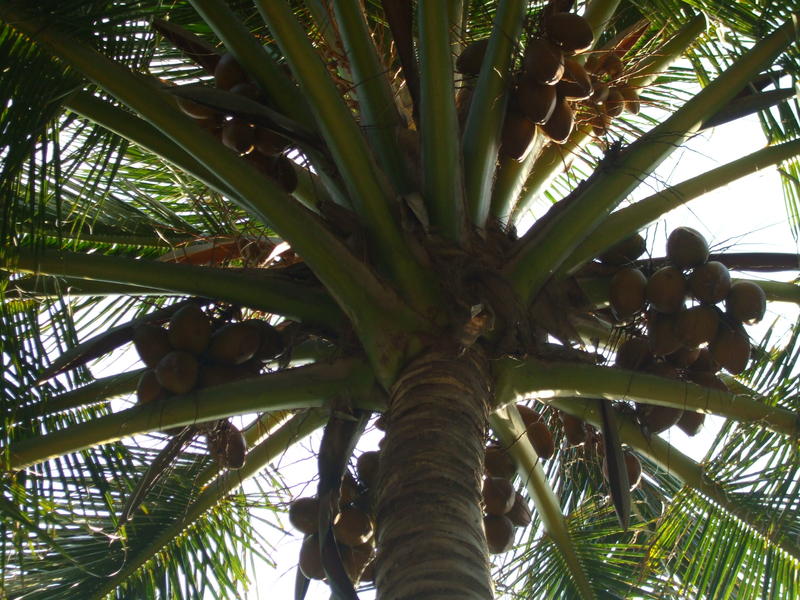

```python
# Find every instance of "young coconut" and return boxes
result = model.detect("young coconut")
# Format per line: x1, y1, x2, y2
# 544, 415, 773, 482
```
667, 227, 709, 269
559, 411, 587, 446
675, 305, 720, 349
456, 38, 489, 75
168, 304, 212, 355
133, 323, 173, 368
646, 266, 687, 314
689, 261, 731, 305
726, 280, 767, 324
506, 491, 532, 527
545, 12, 594, 54
484, 514, 515, 554
136, 369, 165, 405
483, 476, 516, 516
515, 78, 558, 124
333, 507, 373, 546
710, 322, 751, 374
677, 411, 705, 436
500, 110, 537, 160
557, 58, 593, 99
155, 350, 200, 395
540, 98, 575, 143
288, 496, 320, 535
598, 233, 646, 265
298, 534, 325, 580
207, 322, 262, 365
485, 444, 516, 479
523, 38, 565, 85
609, 267, 647, 320
637, 403, 683, 434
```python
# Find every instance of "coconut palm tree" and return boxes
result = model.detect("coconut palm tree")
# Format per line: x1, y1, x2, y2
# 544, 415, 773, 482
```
2, 0, 800, 598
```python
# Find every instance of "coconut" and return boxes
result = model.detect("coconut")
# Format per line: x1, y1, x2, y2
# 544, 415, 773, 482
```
506, 491, 532, 527
667, 227, 709, 269
136, 369, 164, 405
340, 542, 373, 582
198, 363, 251, 389
485, 444, 516, 479
523, 38, 565, 85
615, 336, 652, 370
268, 154, 299, 194
484, 514, 514, 554
456, 38, 489, 75
541, 98, 574, 143
155, 350, 199, 394
604, 87, 625, 117
618, 85, 641, 114
482, 476, 516, 515
687, 370, 728, 392
593, 52, 623, 78
545, 12, 594, 54
243, 319, 285, 362
609, 267, 647, 320
602, 450, 642, 490
589, 81, 609, 104
516, 403, 542, 427
598, 233, 646, 265
207, 322, 262, 365
168, 304, 211, 355
689, 261, 731, 305
624, 452, 642, 490
528, 422, 555, 459
665, 345, 701, 369
677, 411, 705, 436
647, 310, 683, 356
590, 111, 612, 137
133, 323, 173, 368
515, 79, 558, 124
333, 507, 373, 546
176, 96, 217, 120
288, 496, 320, 535
559, 411, 587, 446
500, 110, 537, 160
221, 118, 256, 155
557, 58, 593, 99
646, 266, 686, 314
726, 280, 767, 324
340, 471, 360, 507
689, 347, 719, 374
229, 81, 260, 100
209, 421, 246, 469
298, 534, 325, 580
675, 305, 720, 348
253, 127, 289, 156
710, 322, 750, 374
214, 53, 248, 90
637, 403, 683, 434
356, 450, 380, 490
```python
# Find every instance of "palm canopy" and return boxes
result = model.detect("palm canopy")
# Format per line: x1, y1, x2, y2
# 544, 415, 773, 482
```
1, 0, 800, 598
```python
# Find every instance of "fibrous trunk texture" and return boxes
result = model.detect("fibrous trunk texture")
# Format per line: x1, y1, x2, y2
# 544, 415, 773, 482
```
375, 347, 493, 600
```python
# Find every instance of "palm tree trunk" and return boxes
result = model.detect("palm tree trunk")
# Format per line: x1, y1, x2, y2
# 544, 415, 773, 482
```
375, 347, 493, 599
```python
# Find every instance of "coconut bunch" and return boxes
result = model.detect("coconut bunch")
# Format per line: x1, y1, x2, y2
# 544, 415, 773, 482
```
603, 226, 767, 436
482, 476, 532, 554
580, 48, 641, 136
168, 46, 297, 192
132, 304, 285, 467
288, 460, 379, 583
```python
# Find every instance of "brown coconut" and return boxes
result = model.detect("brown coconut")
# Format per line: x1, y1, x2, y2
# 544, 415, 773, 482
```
155, 350, 199, 394
726, 280, 767, 324
482, 476, 516, 516
484, 514, 514, 554
667, 227, 709, 269
523, 38, 565, 85
646, 266, 687, 314
541, 98, 575, 144
133, 323, 172, 368
689, 261, 731, 305
288, 496, 320, 535
609, 267, 647, 320
675, 305, 720, 349
168, 304, 212, 355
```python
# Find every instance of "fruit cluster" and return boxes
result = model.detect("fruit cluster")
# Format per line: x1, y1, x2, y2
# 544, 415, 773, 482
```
174, 53, 297, 193
480, 404, 551, 554
456, 1, 641, 160
288, 454, 378, 584
605, 227, 767, 435
132, 304, 285, 468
